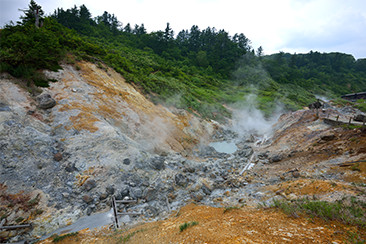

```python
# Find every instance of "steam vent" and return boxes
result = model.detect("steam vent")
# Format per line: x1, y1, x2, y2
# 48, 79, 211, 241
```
1, 1, 365, 242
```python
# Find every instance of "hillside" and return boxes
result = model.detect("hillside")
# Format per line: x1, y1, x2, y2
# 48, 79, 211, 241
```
1, 58, 365, 243
1, 1, 366, 243
1, 3, 366, 120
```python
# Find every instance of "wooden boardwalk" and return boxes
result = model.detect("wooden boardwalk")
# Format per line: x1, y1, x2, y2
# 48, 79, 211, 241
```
323, 116, 365, 127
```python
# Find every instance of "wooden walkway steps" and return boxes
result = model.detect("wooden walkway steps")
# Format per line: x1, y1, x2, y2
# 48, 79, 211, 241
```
323, 115, 365, 127
111, 196, 141, 229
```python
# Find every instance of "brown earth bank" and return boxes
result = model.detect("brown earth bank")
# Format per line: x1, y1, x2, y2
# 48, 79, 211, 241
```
38, 203, 364, 244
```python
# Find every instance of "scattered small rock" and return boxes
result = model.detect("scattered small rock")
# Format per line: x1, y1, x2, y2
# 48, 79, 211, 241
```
258, 151, 269, 159
201, 184, 212, 195
270, 155, 283, 163
0, 102, 11, 112
354, 114, 366, 122
116, 187, 130, 200
150, 156, 166, 170
82, 194, 93, 204
287, 193, 298, 200
106, 185, 115, 195
320, 134, 336, 141
83, 179, 96, 191
65, 163, 78, 172
143, 188, 157, 202
292, 170, 300, 178
130, 188, 143, 199
53, 152, 63, 161
175, 173, 188, 187
123, 158, 131, 165
191, 192, 204, 202
99, 193, 108, 200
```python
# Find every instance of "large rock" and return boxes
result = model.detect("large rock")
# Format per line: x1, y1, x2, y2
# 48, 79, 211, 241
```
149, 156, 166, 170
143, 188, 157, 202
106, 185, 115, 195
36, 93, 56, 109
354, 114, 366, 122
83, 179, 97, 191
320, 134, 336, 141
0, 102, 11, 111
175, 173, 188, 187
270, 155, 283, 163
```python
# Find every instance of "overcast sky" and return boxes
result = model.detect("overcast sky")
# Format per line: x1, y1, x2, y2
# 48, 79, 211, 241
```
1, 0, 366, 59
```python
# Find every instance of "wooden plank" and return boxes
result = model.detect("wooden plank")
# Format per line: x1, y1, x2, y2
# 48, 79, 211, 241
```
339, 160, 366, 167
116, 212, 141, 216
115, 200, 137, 203
0, 224, 32, 230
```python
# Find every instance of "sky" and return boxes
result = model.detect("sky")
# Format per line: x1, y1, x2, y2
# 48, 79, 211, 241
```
1, 0, 366, 59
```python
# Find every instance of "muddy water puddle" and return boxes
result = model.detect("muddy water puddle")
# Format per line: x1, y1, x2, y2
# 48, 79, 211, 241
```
209, 141, 238, 154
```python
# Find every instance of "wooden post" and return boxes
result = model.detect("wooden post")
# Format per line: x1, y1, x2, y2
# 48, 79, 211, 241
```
111, 196, 119, 229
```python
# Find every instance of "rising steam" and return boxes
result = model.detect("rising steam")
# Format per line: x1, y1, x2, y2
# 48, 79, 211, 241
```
231, 94, 281, 139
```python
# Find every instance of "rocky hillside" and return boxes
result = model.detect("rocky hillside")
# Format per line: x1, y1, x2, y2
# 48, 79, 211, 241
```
1, 61, 365, 243
0, 61, 216, 241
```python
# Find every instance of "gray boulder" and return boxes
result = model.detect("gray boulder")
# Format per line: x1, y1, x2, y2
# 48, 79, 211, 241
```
175, 173, 188, 187
354, 114, 366, 122
149, 156, 166, 170
270, 155, 283, 163
36, 93, 56, 109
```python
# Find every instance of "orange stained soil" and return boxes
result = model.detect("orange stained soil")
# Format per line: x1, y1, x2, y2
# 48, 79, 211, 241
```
38, 203, 364, 244
266, 179, 356, 196
52, 61, 210, 153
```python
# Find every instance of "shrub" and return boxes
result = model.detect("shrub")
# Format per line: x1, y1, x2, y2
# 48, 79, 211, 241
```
52, 232, 78, 242
272, 197, 366, 227
179, 221, 199, 232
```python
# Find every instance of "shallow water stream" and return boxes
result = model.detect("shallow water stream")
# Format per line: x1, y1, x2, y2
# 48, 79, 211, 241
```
40, 209, 114, 240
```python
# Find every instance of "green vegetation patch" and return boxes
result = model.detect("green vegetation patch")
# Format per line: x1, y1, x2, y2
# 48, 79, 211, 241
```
179, 221, 199, 232
119, 228, 146, 243
273, 197, 366, 227
52, 232, 78, 243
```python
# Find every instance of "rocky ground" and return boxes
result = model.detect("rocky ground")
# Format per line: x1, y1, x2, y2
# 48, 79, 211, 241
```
0, 61, 365, 243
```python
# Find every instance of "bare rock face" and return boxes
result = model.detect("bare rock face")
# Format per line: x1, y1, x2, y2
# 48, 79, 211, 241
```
36, 93, 56, 109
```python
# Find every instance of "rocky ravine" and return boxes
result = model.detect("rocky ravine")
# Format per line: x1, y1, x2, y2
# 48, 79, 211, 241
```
1, 62, 365, 243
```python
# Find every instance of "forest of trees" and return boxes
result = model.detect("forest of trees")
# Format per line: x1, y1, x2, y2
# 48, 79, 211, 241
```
52, 5, 252, 76
1, 1, 365, 120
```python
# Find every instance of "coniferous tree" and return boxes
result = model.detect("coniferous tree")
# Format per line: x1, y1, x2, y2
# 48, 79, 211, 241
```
164, 23, 174, 41
256, 46, 263, 57
20, 0, 44, 27
124, 23, 132, 33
